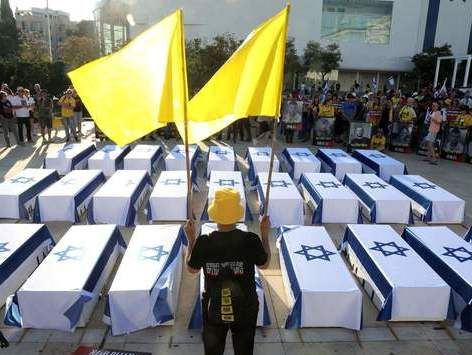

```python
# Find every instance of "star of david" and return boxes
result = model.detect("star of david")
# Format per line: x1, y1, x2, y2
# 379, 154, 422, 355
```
293, 152, 311, 157
330, 152, 348, 158
61, 145, 74, 152
140, 245, 169, 262
173, 149, 184, 155
10, 176, 35, 184
61, 178, 77, 185
442, 246, 472, 263
316, 181, 342, 189
102, 146, 117, 153
370, 241, 409, 257
0, 242, 10, 253
363, 182, 388, 189
163, 178, 185, 186
213, 150, 228, 155
255, 151, 270, 157
413, 182, 436, 190
53, 245, 83, 262
217, 179, 239, 187
265, 180, 292, 188
369, 153, 387, 159
294, 244, 336, 261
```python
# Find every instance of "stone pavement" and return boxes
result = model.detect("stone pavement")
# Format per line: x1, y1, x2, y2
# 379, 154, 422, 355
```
1, 123, 472, 355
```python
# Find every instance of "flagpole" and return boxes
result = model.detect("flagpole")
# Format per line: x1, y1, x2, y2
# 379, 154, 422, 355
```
179, 9, 192, 219
263, 4, 290, 217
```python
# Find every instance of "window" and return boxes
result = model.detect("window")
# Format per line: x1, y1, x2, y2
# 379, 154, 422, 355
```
321, 0, 393, 44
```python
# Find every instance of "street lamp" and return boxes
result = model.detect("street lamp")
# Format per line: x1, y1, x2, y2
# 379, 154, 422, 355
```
46, 0, 53, 61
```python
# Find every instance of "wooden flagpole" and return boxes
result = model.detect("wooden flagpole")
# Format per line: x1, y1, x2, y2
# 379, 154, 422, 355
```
179, 9, 193, 219
263, 4, 290, 217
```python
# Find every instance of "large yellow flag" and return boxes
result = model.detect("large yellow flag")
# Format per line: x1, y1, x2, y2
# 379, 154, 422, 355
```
177, 6, 289, 144
69, 9, 187, 146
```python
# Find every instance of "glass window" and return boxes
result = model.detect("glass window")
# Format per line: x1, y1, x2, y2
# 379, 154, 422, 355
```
321, 0, 393, 44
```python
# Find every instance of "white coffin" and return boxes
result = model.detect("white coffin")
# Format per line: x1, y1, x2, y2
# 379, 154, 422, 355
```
206, 146, 236, 178
87, 145, 131, 177
105, 225, 184, 335
148, 171, 189, 221
36, 170, 105, 222
0, 169, 59, 220
280, 147, 321, 181
278, 226, 362, 329
299, 173, 359, 224
6, 225, 125, 331
315, 148, 362, 181
0, 224, 54, 308
344, 173, 412, 224
390, 175, 465, 224
90, 170, 152, 226
165, 144, 199, 171
123, 145, 163, 174
44, 143, 96, 175
255, 172, 303, 227
246, 147, 280, 183
352, 149, 406, 181
342, 224, 450, 322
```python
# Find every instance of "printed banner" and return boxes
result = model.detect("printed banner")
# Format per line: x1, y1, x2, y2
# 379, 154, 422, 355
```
348, 122, 372, 149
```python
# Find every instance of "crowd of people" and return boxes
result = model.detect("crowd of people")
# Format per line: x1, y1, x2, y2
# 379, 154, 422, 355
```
0, 83, 84, 148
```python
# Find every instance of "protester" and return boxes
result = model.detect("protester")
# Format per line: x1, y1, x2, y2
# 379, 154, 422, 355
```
398, 97, 417, 123
0, 90, 20, 147
36, 90, 53, 143
371, 129, 386, 151
58, 89, 77, 142
423, 101, 442, 165
10, 87, 33, 143
73, 89, 84, 137
184, 188, 270, 355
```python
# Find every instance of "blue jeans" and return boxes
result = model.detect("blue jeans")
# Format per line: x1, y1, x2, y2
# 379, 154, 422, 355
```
62, 117, 77, 141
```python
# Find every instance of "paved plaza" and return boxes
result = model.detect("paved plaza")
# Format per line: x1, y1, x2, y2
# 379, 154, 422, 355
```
1, 124, 472, 355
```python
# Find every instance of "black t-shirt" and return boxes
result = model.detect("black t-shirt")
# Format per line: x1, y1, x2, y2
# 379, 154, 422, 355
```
188, 228, 268, 300
0, 100, 13, 118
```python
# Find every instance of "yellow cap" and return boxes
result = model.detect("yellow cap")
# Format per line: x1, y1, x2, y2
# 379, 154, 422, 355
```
208, 188, 244, 225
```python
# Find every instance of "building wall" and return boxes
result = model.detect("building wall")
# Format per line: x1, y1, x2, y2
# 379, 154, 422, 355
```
435, 0, 472, 55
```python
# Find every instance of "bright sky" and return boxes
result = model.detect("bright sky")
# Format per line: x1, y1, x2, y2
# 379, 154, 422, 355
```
10, 0, 97, 22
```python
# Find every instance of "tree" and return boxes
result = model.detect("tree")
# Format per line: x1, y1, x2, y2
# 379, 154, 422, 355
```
0, 0, 19, 58
60, 36, 100, 69
284, 37, 303, 91
303, 41, 342, 81
411, 44, 453, 88
18, 35, 50, 62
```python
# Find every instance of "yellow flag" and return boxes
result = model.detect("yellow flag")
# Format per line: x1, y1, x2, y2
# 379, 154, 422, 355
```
68, 9, 188, 146
177, 6, 290, 144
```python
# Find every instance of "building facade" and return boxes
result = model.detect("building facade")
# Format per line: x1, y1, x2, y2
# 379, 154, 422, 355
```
95, 0, 472, 89
93, 0, 129, 55
15, 7, 71, 60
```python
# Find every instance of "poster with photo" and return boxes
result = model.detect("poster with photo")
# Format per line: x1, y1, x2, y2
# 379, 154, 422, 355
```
390, 122, 413, 153
348, 122, 372, 149
441, 126, 468, 161
283, 100, 303, 125
367, 110, 381, 126
313, 117, 335, 146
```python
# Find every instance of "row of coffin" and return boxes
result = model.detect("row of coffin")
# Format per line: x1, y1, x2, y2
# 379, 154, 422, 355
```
1, 223, 471, 335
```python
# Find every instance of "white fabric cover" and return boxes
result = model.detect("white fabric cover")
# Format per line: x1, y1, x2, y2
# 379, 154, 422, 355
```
92, 170, 150, 226
353, 149, 405, 181
256, 172, 303, 227
124, 145, 162, 174
246, 147, 280, 179
344, 224, 450, 321
317, 148, 362, 181
44, 143, 95, 175
37, 170, 104, 222
390, 175, 465, 224
207, 146, 236, 178
0, 224, 54, 307
14, 225, 123, 331
278, 226, 362, 329
207, 171, 246, 221
300, 173, 359, 224
106, 225, 183, 335
148, 171, 189, 221
87, 145, 129, 177
0, 169, 58, 219
281, 148, 321, 181
345, 173, 411, 224
165, 144, 198, 171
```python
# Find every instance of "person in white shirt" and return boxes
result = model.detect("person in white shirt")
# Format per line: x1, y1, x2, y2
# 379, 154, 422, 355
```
10, 87, 33, 143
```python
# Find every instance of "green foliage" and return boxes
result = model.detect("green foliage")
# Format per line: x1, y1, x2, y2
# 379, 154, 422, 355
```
284, 37, 303, 91
411, 44, 453, 87
60, 36, 100, 70
303, 41, 342, 80
0, 0, 19, 58
18, 36, 50, 62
